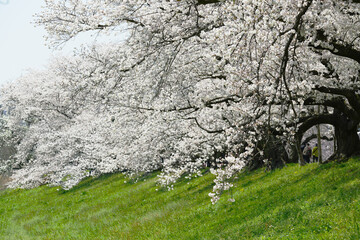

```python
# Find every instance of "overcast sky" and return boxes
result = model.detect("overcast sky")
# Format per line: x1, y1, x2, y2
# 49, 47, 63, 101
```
0, 0, 118, 87
0, 0, 127, 87
0, 0, 53, 86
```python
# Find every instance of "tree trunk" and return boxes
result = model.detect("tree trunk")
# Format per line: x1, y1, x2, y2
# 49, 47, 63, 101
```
247, 135, 288, 171
288, 144, 299, 163
295, 136, 306, 166
334, 123, 360, 157
316, 124, 322, 162
265, 141, 288, 170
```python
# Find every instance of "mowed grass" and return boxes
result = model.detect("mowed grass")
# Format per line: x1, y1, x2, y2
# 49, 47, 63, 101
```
1, 158, 360, 240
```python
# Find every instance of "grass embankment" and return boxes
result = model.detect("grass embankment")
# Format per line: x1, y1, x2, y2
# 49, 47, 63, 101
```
1, 158, 360, 240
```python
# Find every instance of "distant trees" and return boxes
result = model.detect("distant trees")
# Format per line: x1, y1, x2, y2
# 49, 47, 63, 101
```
1, 0, 359, 202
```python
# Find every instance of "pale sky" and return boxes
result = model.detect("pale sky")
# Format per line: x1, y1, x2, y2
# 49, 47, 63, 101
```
0, 0, 124, 87
0, 0, 53, 86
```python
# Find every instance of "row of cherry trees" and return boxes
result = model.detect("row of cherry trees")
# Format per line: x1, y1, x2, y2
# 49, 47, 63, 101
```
1, 0, 359, 202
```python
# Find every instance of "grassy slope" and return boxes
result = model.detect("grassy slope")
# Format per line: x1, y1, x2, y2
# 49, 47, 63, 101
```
0, 158, 360, 240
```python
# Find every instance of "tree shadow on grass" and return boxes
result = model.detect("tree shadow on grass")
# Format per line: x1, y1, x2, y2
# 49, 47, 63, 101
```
189, 182, 214, 196
59, 172, 121, 194
126, 171, 158, 184
60, 171, 160, 195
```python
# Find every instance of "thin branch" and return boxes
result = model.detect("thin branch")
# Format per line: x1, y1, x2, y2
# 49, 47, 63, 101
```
185, 117, 225, 134
278, 0, 313, 118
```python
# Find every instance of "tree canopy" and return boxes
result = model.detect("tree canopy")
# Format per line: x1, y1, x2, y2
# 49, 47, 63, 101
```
1, 0, 360, 202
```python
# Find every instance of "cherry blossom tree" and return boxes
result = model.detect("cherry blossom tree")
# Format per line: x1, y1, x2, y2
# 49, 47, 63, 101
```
1, 0, 359, 202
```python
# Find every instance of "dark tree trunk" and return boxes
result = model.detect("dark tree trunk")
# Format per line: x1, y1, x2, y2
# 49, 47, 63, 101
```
246, 155, 264, 171
265, 137, 288, 170
288, 144, 299, 163
333, 120, 360, 158
247, 135, 288, 171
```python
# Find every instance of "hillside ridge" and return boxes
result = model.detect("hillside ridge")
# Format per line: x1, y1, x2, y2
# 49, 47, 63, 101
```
0, 158, 359, 239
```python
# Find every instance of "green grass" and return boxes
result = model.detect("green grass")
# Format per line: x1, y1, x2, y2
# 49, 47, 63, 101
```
1, 157, 360, 239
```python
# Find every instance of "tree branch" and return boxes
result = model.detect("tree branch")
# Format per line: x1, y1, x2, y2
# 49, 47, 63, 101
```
302, 133, 333, 144
185, 117, 225, 134
311, 29, 360, 64
304, 96, 360, 121
314, 86, 360, 114
278, 0, 313, 117
196, 0, 222, 5
297, 113, 342, 137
